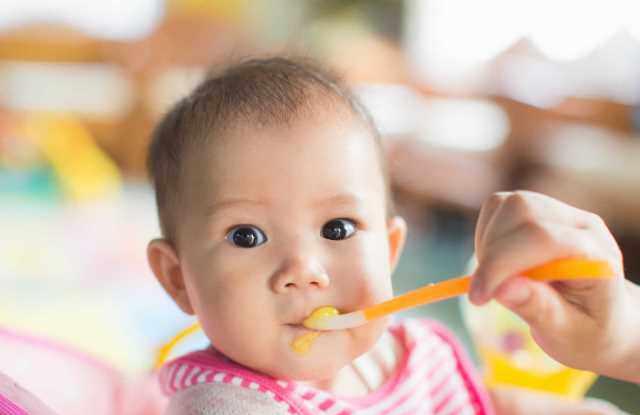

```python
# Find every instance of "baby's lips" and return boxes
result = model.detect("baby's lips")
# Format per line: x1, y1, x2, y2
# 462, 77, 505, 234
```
285, 307, 326, 326
302, 306, 341, 329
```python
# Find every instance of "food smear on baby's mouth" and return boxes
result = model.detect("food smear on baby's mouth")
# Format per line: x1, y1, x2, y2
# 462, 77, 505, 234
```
292, 332, 320, 355
291, 306, 340, 355
303, 306, 339, 328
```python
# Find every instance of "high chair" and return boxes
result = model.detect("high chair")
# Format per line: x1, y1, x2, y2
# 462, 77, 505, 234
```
0, 327, 166, 415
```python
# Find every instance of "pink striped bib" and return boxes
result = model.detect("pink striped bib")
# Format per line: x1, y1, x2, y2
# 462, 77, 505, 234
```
0, 393, 28, 415
159, 319, 494, 415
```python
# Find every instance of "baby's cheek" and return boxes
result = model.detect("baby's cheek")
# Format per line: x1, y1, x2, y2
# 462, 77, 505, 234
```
331, 272, 392, 330
356, 237, 393, 296
351, 316, 390, 358
345, 258, 393, 304
196, 277, 267, 336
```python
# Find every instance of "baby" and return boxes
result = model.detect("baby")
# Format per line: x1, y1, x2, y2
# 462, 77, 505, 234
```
146, 57, 636, 414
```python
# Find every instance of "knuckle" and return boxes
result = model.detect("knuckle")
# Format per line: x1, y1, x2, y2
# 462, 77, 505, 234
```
505, 191, 536, 218
485, 192, 510, 210
519, 220, 555, 245
585, 212, 605, 229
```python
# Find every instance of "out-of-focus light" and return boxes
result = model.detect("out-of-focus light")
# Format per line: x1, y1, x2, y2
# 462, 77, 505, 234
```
419, 99, 510, 152
0, 62, 133, 118
405, 0, 523, 87
497, 56, 567, 108
354, 84, 428, 136
355, 86, 509, 151
527, 0, 622, 61
406, 0, 640, 91
406, 0, 523, 65
0, 0, 164, 40
623, 2, 640, 43
545, 124, 618, 172
149, 67, 206, 117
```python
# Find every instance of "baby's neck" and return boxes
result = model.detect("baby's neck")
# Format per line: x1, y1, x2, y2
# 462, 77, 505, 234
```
302, 330, 403, 397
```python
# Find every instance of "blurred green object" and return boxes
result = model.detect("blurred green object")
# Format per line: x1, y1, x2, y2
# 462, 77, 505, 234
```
0, 165, 61, 202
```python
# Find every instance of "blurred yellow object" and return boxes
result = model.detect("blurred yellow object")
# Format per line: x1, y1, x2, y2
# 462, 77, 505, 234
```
19, 113, 121, 201
462, 298, 597, 400
166, 0, 248, 19
479, 345, 596, 399
155, 322, 201, 369
460, 256, 602, 399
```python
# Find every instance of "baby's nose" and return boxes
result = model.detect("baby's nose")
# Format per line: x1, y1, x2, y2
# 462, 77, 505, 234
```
271, 258, 330, 294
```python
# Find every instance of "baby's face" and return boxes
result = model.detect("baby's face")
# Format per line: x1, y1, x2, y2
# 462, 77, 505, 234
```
176, 108, 404, 380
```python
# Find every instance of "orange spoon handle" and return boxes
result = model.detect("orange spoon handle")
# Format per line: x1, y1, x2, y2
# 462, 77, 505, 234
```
364, 275, 470, 320
363, 258, 613, 321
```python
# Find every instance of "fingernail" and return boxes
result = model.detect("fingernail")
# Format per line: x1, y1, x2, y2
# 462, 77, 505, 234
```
497, 278, 531, 306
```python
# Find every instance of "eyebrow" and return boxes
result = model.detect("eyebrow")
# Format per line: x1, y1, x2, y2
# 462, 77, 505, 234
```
206, 193, 365, 217
206, 198, 267, 217
313, 193, 364, 208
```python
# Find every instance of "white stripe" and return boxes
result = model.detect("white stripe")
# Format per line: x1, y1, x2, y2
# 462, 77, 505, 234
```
230, 376, 243, 386
249, 382, 260, 390
276, 401, 290, 410
427, 359, 457, 394
435, 388, 469, 415
432, 378, 468, 410
411, 345, 454, 380
196, 370, 212, 384
308, 390, 332, 407
359, 344, 455, 415
455, 407, 475, 415
290, 382, 306, 395
383, 381, 432, 415
325, 402, 348, 415
291, 383, 309, 396
409, 339, 449, 368
301, 399, 316, 411
352, 353, 384, 391
184, 367, 200, 387
212, 372, 226, 382
276, 380, 288, 388
378, 334, 403, 373
408, 336, 445, 364
405, 320, 429, 341
172, 364, 188, 389
359, 373, 425, 415
164, 364, 179, 389
265, 391, 276, 399
432, 377, 461, 407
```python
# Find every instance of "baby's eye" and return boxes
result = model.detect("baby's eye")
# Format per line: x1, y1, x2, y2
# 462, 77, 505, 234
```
226, 225, 267, 248
321, 218, 357, 241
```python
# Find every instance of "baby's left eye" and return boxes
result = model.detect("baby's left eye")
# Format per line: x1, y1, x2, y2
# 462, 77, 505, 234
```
321, 218, 357, 241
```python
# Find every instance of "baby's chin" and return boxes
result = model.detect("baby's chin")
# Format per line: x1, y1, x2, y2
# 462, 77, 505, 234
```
266, 320, 389, 381
269, 355, 350, 381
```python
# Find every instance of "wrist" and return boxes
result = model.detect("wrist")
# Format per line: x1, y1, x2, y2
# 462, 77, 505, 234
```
615, 280, 640, 383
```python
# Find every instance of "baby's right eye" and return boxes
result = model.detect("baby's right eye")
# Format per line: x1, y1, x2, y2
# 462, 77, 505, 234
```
226, 225, 267, 248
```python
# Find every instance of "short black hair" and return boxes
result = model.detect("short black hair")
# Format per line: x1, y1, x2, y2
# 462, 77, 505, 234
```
148, 56, 394, 243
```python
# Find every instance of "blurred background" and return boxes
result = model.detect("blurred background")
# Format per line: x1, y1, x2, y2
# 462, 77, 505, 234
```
1, 0, 639, 413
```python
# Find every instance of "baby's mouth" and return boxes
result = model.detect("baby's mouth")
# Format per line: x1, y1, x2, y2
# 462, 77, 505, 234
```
285, 323, 310, 331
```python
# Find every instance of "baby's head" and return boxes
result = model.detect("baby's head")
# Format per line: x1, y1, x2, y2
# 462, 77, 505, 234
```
147, 57, 407, 381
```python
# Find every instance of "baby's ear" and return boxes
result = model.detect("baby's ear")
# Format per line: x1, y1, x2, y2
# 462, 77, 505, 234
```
386, 216, 407, 273
147, 239, 195, 315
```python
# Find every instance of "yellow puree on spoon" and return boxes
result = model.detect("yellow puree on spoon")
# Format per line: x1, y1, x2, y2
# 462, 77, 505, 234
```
291, 306, 339, 355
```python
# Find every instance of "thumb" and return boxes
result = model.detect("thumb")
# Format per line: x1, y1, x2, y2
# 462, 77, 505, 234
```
494, 277, 569, 330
